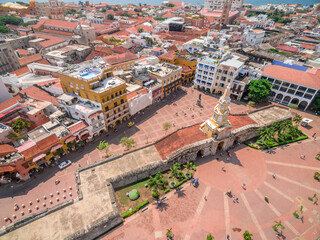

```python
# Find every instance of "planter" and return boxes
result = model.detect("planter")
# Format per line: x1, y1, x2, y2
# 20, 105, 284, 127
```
184, 172, 192, 180
169, 181, 176, 189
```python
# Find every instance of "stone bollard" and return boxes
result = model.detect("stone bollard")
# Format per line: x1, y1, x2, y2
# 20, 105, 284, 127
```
43, 203, 46, 207
12, 215, 16, 219
69, 192, 72, 196
56, 198, 59, 202
35, 206, 39, 210
69, 186, 72, 190
28, 209, 32, 213
36, 198, 40, 203
63, 195, 66, 199
43, 196, 47, 200
50, 193, 53, 197
4, 218, 8, 222
63, 188, 66, 192
49, 200, 53, 204
21, 211, 24, 216
56, 191, 60, 195
29, 201, 32, 206
21, 204, 25, 208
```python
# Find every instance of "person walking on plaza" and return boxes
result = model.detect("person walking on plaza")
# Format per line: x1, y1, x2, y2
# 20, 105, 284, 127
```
241, 184, 246, 189
265, 196, 269, 203
204, 195, 207, 201
273, 173, 276, 179
222, 166, 226, 172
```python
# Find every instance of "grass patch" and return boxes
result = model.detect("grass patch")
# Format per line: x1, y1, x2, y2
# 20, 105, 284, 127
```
122, 200, 149, 218
245, 134, 308, 150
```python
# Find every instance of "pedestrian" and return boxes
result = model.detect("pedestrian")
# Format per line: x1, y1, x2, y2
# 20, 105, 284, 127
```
265, 196, 269, 203
233, 197, 236, 203
227, 234, 230, 240
222, 166, 226, 171
312, 133, 316, 138
204, 195, 207, 201
241, 184, 246, 189
272, 173, 276, 179
236, 197, 239, 203
14, 203, 19, 208
300, 154, 305, 160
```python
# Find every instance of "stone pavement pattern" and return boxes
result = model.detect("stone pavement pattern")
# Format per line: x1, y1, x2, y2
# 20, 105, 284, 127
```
0, 87, 248, 228
106, 135, 320, 240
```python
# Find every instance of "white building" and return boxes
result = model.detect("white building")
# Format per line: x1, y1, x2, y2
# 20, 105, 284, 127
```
127, 88, 153, 116
243, 29, 265, 46
183, 38, 206, 54
194, 52, 247, 100
262, 64, 320, 110
57, 94, 106, 137
204, 0, 243, 11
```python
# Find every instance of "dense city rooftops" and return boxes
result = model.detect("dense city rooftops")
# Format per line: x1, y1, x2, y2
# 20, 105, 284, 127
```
91, 76, 125, 93
148, 63, 182, 78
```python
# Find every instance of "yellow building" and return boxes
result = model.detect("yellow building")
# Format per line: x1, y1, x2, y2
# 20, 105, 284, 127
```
148, 63, 182, 98
59, 57, 129, 130
200, 84, 232, 137
159, 51, 197, 84
0, 2, 30, 14
104, 52, 139, 71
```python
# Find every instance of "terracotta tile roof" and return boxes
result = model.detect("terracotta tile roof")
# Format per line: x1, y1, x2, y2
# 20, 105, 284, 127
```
300, 43, 316, 50
85, 51, 106, 61
68, 121, 88, 134
18, 53, 43, 67
43, 19, 78, 30
159, 51, 176, 61
36, 134, 60, 151
88, 111, 102, 119
10, 66, 29, 76
41, 28, 74, 36
155, 124, 208, 160
229, 115, 257, 130
0, 144, 16, 156
180, 65, 192, 73
262, 65, 320, 89
20, 144, 42, 160
19, 86, 59, 106
104, 52, 138, 65
276, 45, 299, 54
94, 46, 113, 54
0, 165, 16, 174
36, 58, 51, 65
112, 46, 128, 53
17, 48, 29, 56
34, 34, 66, 48
0, 95, 23, 112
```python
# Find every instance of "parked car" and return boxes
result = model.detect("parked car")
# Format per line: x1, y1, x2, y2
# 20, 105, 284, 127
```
127, 122, 135, 128
58, 160, 72, 169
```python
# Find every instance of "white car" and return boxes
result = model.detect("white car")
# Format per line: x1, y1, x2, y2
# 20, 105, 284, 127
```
58, 160, 72, 169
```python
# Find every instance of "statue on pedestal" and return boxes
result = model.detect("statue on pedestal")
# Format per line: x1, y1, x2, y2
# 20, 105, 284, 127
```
197, 93, 202, 107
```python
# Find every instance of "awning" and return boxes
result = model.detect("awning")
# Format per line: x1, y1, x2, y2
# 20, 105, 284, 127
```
80, 130, 89, 136
51, 144, 63, 152
65, 136, 76, 144
81, 134, 89, 141
32, 153, 46, 163
0, 165, 16, 174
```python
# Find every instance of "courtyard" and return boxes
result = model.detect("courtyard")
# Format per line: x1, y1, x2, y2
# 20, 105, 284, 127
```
0, 86, 319, 240
105, 136, 320, 240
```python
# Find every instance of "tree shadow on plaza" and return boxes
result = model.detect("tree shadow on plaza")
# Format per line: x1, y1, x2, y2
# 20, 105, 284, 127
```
174, 187, 186, 198
154, 199, 169, 212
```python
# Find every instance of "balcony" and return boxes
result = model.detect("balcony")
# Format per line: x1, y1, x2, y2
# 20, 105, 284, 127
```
102, 92, 127, 106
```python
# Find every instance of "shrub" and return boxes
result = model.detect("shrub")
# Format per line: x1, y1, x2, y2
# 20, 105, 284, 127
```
293, 211, 299, 218
184, 172, 192, 179
164, 189, 170, 194
169, 181, 176, 189
257, 139, 264, 146
128, 189, 140, 201
122, 200, 149, 218
152, 191, 159, 198
192, 165, 197, 171
284, 134, 292, 141
164, 180, 168, 185
288, 104, 298, 109
175, 178, 187, 188
314, 172, 320, 181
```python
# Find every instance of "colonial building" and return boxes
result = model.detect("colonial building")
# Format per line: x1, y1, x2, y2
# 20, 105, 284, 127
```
0, 43, 21, 75
148, 63, 182, 98
59, 57, 129, 130
204, 0, 243, 11
104, 52, 139, 71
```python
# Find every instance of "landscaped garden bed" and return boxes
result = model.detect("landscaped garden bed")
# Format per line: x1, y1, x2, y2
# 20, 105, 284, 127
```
115, 162, 196, 217
245, 120, 308, 150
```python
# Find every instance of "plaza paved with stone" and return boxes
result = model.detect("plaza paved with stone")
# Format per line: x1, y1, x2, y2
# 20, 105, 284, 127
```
0, 87, 248, 228
0, 86, 319, 240
105, 134, 320, 240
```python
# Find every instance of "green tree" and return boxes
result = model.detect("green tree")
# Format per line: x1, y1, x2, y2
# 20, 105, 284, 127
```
0, 25, 10, 33
166, 228, 173, 239
207, 233, 214, 240
272, 220, 285, 232
293, 114, 302, 125
280, 120, 293, 132
248, 79, 273, 103
243, 231, 253, 240
258, 126, 274, 143
11, 119, 30, 134
312, 95, 320, 111
97, 140, 109, 150
120, 137, 137, 150
107, 14, 114, 20
162, 122, 172, 134
138, 28, 143, 33
0, 15, 23, 26
183, 161, 193, 170
101, 8, 106, 13
124, 11, 132, 17
7, 131, 23, 141
166, 3, 175, 7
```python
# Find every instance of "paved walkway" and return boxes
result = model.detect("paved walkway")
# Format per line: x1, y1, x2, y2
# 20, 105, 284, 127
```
106, 133, 320, 239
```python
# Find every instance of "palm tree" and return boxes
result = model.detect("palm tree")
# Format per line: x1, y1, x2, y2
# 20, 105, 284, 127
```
120, 137, 137, 150
281, 120, 293, 133
12, 119, 30, 134
271, 122, 282, 134
183, 162, 193, 170
166, 228, 173, 239
243, 230, 253, 240
97, 140, 109, 150
258, 126, 274, 143
289, 126, 302, 138
293, 114, 302, 125
206, 233, 214, 240
272, 220, 285, 232
163, 122, 173, 135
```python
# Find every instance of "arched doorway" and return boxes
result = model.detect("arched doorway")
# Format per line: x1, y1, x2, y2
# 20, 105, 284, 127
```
283, 96, 291, 104
217, 141, 224, 150
234, 137, 240, 145
290, 98, 299, 105
197, 150, 204, 158
298, 101, 308, 110
275, 93, 283, 102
